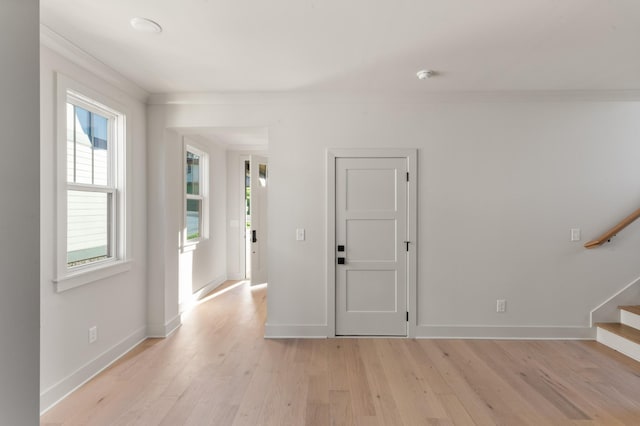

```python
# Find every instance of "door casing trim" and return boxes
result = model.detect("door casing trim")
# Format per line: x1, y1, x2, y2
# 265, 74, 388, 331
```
326, 148, 418, 338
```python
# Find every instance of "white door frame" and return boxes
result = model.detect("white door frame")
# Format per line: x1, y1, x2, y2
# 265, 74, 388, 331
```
238, 155, 249, 280
326, 148, 418, 338
250, 155, 268, 285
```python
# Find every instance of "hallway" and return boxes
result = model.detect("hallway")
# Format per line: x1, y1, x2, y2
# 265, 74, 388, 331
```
42, 281, 640, 425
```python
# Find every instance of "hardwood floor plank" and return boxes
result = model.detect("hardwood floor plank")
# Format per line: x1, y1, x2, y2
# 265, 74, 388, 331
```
376, 338, 449, 424
438, 394, 476, 426
436, 340, 548, 425
40, 281, 640, 426
329, 390, 354, 426
343, 340, 376, 417
499, 341, 626, 425
469, 340, 583, 421
304, 402, 330, 426
327, 341, 350, 392
357, 339, 404, 426
231, 372, 272, 426
417, 340, 498, 425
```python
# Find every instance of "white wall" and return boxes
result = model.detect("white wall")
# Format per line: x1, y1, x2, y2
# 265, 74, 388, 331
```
0, 1, 40, 423
147, 93, 640, 339
226, 150, 248, 280
178, 135, 228, 310
39, 45, 148, 410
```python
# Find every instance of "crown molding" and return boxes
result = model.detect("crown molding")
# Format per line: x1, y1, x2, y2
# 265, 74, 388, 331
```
147, 88, 640, 106
40, 24, 149, 103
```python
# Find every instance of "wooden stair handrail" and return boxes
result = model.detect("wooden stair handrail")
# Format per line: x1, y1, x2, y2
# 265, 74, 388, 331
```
584, 207, 640, 248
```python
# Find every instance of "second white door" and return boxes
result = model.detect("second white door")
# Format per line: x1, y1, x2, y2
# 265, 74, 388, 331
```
250, 155, 268, 285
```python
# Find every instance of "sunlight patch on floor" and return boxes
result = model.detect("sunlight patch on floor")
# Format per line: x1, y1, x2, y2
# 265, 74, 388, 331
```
197, 280, 248, 305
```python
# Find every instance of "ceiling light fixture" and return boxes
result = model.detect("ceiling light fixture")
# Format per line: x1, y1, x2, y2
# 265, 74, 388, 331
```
130, 17, 163, 33
416, 69, 435, 80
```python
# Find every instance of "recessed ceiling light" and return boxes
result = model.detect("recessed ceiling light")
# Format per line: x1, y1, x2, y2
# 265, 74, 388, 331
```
416, 69, 435, 80
130, 17, 162, 33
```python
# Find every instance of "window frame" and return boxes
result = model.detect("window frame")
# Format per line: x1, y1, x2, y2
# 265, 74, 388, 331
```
183, 141, 209, 248
54, 73, 132, 292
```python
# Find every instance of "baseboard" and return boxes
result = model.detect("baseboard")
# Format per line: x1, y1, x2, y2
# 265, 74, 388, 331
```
414, 325, 595, 340
264, 324, 328, 338
39, 325, 147, 414
227, 273, 245, 280
179, 274, 227, 313
590, 275, 640, 326
147, 314, 182, 338
263, 323, 594, 340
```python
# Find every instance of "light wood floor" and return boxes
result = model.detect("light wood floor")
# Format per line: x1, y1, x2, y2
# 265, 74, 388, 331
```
42, 281, 640, 425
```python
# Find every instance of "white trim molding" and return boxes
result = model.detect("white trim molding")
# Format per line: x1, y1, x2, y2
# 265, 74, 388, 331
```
415, 325, 595, 340
262, 324, 594, 340
147, 315, 182, 338
182, 139, 210, 247
147, 90, 640, 107
264, 324, 329, 339
326, 148, 418, 338
54, 73, 134, 292
590, 275, 640, 326
40, 25, 148, 103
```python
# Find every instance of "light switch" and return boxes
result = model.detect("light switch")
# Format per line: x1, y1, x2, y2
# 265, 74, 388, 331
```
296, 228, 305, 241
570, 228, 581, 242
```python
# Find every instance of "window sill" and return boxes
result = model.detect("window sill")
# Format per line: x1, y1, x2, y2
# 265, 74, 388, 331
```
181, 241, 200, 253
54, 259, 133, 292
181, 236, 210, 253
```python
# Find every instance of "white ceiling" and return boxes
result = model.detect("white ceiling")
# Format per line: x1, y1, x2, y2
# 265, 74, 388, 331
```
41, 0, 640, 94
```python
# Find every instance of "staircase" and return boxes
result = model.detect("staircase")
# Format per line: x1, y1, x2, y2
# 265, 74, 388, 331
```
596, 306, 640, 362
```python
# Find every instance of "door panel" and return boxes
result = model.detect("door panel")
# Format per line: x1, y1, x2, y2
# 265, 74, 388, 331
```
346, 168, 397, 211
346, 219, 396, 261
336, 157, 407, 336
346, 270, 397, 312
250, 155, 268, 285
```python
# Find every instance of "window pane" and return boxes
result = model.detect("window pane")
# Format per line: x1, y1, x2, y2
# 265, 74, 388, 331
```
186, 199, 201, 240
259, 163, 267, 187
92, 114, 109, 185
69, 105, 110, 186
74, 106, 93, 185
67, 103, 75, 183
67, 190, 111, 266
186, 151, 200, 195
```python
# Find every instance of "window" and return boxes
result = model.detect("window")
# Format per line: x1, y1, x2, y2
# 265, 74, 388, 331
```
66, 102, 114, 267
55, 74, 132, 291
184, 143, 208, 245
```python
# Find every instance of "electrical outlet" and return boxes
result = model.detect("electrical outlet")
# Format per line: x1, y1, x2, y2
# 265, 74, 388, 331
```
496, 299, 506, 313
88, 326, 98, 344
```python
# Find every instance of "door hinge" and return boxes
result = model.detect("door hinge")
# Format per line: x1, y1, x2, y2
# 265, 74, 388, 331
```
404, 241, 410, 251
406, 172, 410, 182
406, 311, 409, 321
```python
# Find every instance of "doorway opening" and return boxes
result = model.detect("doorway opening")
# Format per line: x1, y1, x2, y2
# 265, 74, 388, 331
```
242, 156, 268, 285
244, 160, 251, 279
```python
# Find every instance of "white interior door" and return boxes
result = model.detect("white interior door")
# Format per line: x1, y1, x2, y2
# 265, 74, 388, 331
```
335, 157, 408, 336
250, 155, 268, 285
